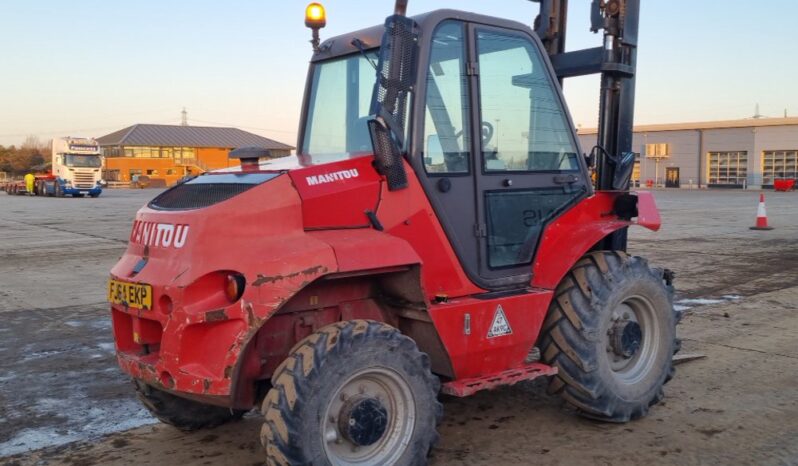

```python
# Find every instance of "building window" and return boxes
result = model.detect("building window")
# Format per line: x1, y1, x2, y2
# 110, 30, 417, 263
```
645, 143, 670, 158
762, 150, 798, 185
174, 147, 196, 163
102, 146, 123, 157
708, 151, 748, 187
103, 169, 120, 181
124, 146, 169, 158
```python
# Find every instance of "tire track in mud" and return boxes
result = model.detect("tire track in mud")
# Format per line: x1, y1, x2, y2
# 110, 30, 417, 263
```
632, 237, 798, 299
0, 218, 129, 245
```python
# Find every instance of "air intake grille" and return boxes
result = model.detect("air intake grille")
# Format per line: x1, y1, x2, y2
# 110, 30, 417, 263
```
73, 173, 95, 188
148, 183, 256, 210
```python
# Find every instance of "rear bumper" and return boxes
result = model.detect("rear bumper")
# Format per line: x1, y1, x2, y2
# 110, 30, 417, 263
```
111, 300, 248, 407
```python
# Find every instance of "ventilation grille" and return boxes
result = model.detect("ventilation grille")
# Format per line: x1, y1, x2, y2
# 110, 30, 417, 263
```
370, 14, 419, 140
148, 183, 256, 211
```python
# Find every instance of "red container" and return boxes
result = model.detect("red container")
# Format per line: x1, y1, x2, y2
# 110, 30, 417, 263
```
774, 179, 796, 192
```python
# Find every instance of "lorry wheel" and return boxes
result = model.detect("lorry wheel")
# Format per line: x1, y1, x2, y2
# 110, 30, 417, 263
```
261, 320, 442, 466
134, 380, 247, 431
540, 251, 679, 423
54, 183, 63, 198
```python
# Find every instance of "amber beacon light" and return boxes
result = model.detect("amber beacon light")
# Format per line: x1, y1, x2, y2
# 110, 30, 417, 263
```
305, 3, 326, 28
305, 3, 327, 52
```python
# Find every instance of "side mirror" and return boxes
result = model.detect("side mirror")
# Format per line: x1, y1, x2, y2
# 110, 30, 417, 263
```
612, 151, 636, 191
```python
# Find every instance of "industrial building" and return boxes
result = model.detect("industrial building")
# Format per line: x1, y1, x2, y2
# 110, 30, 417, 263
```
97, 124, 293, 186
577, 117, 798, 189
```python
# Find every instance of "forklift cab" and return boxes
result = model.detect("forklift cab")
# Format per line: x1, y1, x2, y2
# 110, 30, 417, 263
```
300, 10, 591, 290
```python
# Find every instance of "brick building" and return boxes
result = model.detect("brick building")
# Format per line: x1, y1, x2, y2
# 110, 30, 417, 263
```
97, 124, 293, 186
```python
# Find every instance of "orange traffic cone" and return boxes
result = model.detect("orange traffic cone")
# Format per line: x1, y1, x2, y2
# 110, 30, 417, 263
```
750, 193, 774, 230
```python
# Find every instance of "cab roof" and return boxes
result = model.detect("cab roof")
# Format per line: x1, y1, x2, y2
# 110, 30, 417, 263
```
310, 9, 536, 62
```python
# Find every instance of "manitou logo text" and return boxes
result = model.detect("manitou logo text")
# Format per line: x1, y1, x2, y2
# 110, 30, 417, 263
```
130, 221, 189, 249
306, 169, 359, 186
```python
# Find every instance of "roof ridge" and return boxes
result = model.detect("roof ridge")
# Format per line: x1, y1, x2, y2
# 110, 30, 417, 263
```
97, 123, 294, 150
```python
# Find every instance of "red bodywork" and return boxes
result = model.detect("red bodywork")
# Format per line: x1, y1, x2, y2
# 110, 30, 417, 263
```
110, 154, 661, 408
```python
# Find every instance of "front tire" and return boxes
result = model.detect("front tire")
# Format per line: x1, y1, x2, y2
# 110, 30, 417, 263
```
134, 380, 246, 431
261, 320, 442, 466
540, 251, 679, 422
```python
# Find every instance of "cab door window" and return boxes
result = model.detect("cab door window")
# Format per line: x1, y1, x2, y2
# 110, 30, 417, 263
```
422, 21, 471, 174
476, 29, 579, 173
475, 28, 585, 271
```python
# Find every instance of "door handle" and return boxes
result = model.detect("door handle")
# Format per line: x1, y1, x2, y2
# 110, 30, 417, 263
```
553, 174, 579, 184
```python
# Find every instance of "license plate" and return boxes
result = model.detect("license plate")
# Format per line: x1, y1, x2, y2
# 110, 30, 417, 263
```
108, 279, 152, 310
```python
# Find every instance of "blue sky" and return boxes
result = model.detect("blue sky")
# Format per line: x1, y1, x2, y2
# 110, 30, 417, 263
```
1, 0, 796, 146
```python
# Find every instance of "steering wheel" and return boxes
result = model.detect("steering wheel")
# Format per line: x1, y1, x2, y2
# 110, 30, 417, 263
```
481, 121, 495, 147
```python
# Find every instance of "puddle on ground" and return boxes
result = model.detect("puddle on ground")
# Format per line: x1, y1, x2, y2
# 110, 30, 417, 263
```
675, 295, 741, 312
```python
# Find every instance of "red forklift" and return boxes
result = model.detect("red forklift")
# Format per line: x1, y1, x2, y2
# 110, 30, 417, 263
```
109, 1, 679, 464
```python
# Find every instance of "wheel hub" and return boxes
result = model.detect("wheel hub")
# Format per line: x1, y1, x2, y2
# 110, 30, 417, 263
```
338, 396, 389, 447
611, 320, 642, 358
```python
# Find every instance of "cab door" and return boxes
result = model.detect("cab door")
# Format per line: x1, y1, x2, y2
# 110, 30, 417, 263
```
413, 20, 588, 291
470, 25, 589, 286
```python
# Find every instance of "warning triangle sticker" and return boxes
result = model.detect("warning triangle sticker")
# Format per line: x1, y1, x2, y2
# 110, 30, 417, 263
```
487, 305, 513, 338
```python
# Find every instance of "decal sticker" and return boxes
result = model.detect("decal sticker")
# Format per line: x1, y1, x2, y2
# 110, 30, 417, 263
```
306, 168, 360, 186
130, 221, 189, 249
487, 305, 513, 338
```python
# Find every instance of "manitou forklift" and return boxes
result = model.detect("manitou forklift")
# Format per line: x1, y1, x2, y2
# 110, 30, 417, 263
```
108, 1, 679, 464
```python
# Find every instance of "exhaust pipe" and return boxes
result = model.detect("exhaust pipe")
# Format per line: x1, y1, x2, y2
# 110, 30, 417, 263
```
394, 0, 408, 16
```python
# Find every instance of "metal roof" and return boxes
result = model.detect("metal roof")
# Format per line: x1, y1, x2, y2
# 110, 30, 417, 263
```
96, 124, 294, 150
312, 9, 535, 62
578, 117, 798, 135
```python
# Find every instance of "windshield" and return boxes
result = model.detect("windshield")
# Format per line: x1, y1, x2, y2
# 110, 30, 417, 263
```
64, 154, 102, 168
301, 51, 379, 164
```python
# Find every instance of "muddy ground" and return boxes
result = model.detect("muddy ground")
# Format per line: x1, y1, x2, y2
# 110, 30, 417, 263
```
1, 189, 797, 465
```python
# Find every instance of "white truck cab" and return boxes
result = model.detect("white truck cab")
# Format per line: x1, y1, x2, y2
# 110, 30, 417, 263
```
51, 137, 104, 197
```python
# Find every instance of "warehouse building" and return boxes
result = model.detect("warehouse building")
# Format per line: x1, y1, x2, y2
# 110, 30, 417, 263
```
577, 117, 798, 189
97, 124, 293, 186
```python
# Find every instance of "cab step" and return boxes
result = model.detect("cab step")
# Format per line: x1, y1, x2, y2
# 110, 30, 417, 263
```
441, 362, 557, 397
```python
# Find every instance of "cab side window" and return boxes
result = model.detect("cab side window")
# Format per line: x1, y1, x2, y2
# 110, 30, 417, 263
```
423, 21, 471, 174
476, 29, 578, 172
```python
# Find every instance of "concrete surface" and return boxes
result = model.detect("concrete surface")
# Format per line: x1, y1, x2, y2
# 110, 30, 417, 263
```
1, 188, 797, 465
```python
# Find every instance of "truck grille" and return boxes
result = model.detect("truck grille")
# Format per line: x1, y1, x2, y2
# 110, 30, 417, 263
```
73, 172, 95, 188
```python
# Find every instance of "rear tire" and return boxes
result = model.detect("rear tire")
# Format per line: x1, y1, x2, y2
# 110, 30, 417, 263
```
261, 320, 442, 466
540, 251, 679, 422
134, 380, 246, 431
